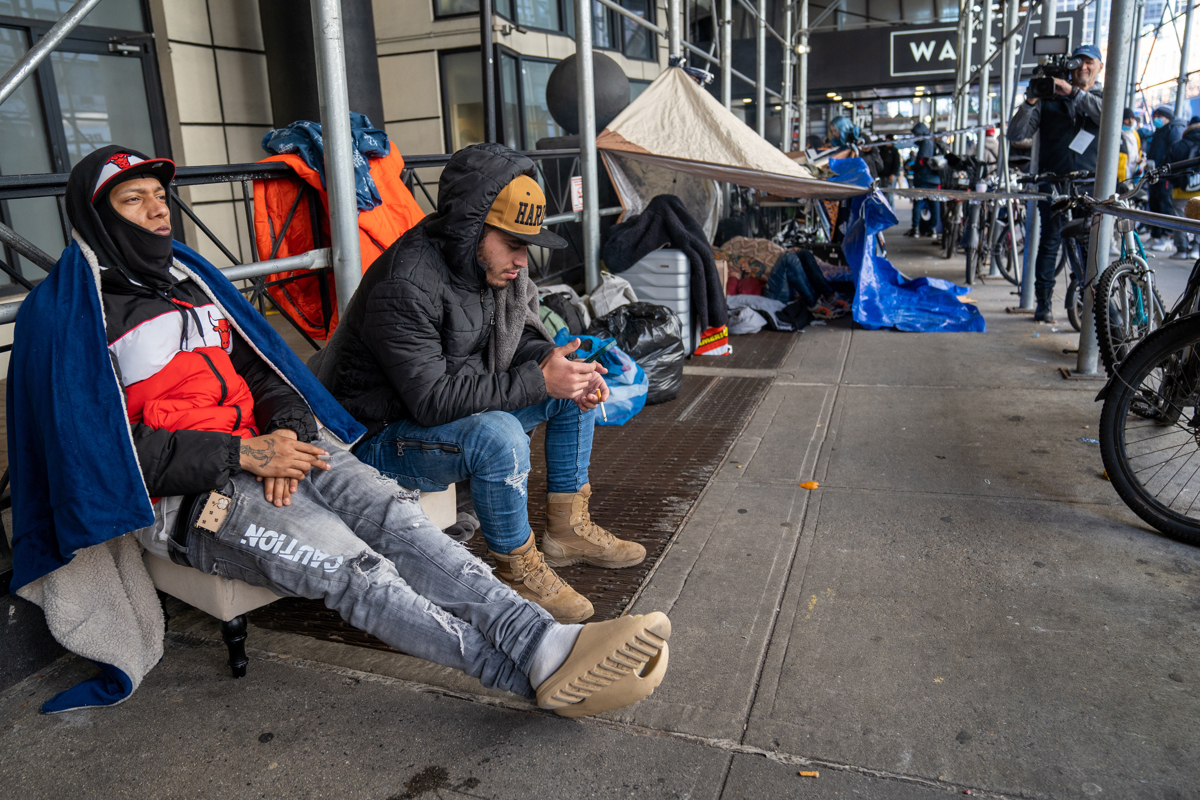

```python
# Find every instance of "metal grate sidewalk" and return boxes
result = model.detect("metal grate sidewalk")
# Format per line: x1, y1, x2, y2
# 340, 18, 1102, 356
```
250, 333, 795, 649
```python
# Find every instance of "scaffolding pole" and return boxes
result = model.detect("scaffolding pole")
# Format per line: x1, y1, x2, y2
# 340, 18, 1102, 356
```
1000, 0, 1018, 189
721, 0, 733, 110
782, 0, 794, 150
756, 0, 767, 137
954, 0, 975, 153
1176, 0, 1196, 115
977, 0, 994, 161
311, 0, 362, 315
1077, 0, 1139, 376
668, 0, 682, 58
481, 0, 496, 142
798, 0, 809, 147
1019, 0, 1055, 312
574, 0, 602, 292
0, 0, 102, 107
1128, 0, 1144, 109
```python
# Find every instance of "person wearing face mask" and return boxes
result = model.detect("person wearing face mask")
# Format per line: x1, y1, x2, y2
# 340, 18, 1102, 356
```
7, 145, 673, 717
1145, 105, 1186, 251
1119, 108, 1144, 184
1007, 44, 1105, 323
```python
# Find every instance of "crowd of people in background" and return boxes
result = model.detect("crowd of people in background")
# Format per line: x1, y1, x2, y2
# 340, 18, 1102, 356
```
806, 49, 1200, 323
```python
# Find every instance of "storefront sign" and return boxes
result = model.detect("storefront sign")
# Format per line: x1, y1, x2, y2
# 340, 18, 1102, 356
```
889, 27, 960, 78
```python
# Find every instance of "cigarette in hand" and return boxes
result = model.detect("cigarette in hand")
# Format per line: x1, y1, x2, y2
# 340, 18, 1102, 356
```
596, 389, 607, 422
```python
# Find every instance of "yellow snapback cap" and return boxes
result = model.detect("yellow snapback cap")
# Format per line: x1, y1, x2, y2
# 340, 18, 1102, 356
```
484, 174, 568, 248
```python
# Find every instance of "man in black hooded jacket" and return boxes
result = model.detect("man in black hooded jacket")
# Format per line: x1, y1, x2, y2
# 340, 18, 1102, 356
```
312, 143, 646, 624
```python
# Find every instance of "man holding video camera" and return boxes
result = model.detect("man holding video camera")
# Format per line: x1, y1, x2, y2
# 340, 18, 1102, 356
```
1007, 43, 1104, 323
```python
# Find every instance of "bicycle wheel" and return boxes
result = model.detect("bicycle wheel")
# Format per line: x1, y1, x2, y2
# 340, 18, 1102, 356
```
1100, 314, 1200, 544
1094, 260, 1165, 376
942, 215, 960, 260
1065, 277, 1084, 332
992, 224, 1021, 285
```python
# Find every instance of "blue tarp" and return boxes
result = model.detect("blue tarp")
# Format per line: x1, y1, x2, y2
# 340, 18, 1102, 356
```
829, 158, 986, 333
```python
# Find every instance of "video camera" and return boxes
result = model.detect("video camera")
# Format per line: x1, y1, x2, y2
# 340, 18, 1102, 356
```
1026, 36, 1081, 101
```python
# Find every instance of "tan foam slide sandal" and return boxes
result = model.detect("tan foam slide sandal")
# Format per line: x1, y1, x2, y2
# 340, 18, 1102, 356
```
536, 611, 671, 718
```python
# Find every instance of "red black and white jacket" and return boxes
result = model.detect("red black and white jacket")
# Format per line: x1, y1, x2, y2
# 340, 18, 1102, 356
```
103, 268, 316, 498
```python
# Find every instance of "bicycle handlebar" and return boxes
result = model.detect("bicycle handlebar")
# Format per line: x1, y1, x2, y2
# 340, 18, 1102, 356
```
1017, 170, 1095, 186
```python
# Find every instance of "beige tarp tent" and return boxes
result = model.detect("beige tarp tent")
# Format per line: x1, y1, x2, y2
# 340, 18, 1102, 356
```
596, 67, 867, 238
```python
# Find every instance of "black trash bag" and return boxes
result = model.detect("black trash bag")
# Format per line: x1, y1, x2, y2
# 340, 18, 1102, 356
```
542, 292, 586, 335
588, 302, 684, 405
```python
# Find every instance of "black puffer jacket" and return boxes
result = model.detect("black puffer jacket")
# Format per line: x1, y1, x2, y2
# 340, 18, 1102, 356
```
311, 143, 555, 438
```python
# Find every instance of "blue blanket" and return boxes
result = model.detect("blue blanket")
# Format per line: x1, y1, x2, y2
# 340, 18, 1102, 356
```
261, 112, 390, 211
830, 158, 986, 333
8, 239, 366, 594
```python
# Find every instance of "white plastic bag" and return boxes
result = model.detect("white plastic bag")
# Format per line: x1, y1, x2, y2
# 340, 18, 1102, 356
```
587, 273, 638, 319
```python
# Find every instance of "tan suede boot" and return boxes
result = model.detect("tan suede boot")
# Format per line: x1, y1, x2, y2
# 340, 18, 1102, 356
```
543, 483, 646, 569
489, 533, 594, 623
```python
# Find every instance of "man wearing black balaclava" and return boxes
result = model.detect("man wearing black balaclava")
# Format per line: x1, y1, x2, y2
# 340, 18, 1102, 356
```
7, 145, 673, 718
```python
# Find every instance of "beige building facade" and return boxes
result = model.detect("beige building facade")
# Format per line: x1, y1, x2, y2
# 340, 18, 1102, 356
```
0, 0, 668, 278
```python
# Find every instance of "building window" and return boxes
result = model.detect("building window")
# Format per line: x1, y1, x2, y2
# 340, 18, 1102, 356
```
497, 50, 577, 149
620, 0, 655, 60
593, 0, 615, 48
0, 11, 168, 290
630, 78, 651, 101
434, 0, 479, 16
51, 50, 156, 166
440, 49, 485, 153
500, 52, 522, 149
516, 0, 561, 30
519, 58, 563, 148
0, 0, 145, 29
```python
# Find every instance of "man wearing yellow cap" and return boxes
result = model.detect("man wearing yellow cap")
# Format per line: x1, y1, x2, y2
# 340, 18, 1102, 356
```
311, 143, 645, 623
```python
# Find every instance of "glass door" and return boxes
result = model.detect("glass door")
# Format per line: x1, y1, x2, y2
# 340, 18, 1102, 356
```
0, 8, 169, 291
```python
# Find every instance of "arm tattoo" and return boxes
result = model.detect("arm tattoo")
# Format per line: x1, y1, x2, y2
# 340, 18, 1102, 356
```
240, 438, 276, 467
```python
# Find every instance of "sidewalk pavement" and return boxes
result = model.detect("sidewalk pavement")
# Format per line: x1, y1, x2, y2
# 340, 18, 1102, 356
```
3, 226, 1198, 800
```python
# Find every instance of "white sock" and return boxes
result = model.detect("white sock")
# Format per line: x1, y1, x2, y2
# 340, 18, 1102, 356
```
527, 623, 583, 688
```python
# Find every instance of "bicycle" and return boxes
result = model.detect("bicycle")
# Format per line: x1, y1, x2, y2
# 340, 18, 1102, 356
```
1018, 169, 1096, 331
964, 172, 1027, 286
1091, 156, 1200, 375
1098, 312, 1200, 545
937, 153, 982, 267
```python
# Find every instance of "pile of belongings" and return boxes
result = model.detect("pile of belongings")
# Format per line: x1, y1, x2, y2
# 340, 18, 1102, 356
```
714, 236, 853, 333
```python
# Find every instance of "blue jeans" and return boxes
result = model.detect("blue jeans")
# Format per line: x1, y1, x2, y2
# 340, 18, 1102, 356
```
356, 396, 597, 554
175, 433, 553, 698
912, 179, 942, 233
765, 250, 834, 307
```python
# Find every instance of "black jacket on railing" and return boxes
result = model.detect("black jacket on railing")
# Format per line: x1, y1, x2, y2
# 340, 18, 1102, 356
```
309, 143, 554, 440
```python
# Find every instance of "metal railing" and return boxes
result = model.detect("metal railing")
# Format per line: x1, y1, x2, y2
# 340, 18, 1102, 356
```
0, 147, 622, 345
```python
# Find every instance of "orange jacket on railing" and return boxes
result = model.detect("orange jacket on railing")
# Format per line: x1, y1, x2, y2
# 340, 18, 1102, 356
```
252, 142, 426, 339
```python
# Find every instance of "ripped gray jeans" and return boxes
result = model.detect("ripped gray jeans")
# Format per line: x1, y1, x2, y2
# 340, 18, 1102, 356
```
173, 443, 553, 698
